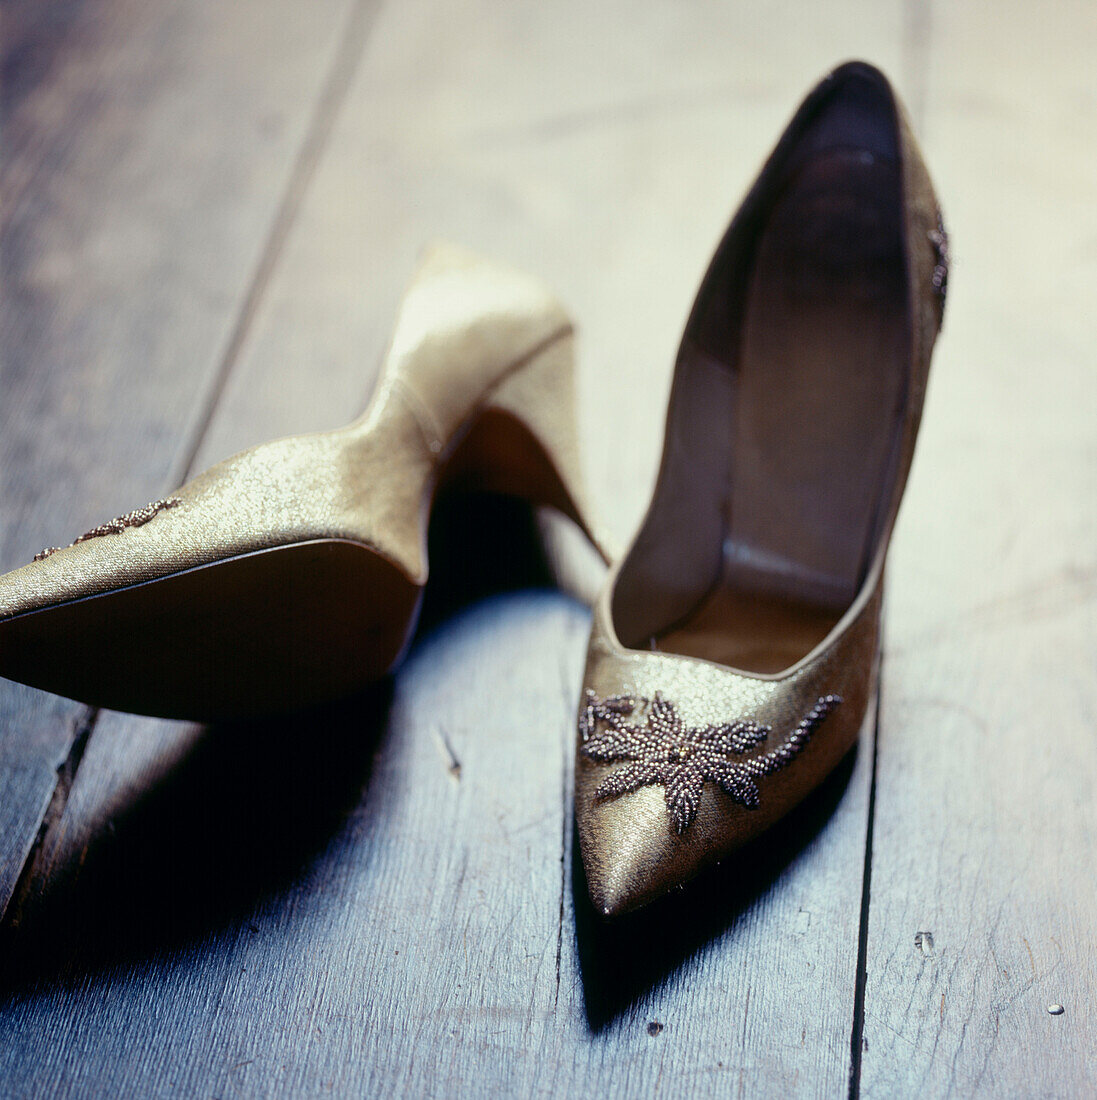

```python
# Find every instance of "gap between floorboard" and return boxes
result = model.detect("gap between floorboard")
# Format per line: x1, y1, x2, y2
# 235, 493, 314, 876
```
848, 654, 884, 1100
0, 707, 96, 932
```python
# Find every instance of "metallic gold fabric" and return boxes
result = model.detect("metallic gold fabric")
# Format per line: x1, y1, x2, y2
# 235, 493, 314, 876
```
577, 572, 881, 916
574, 62, 946, 917
0, 243, 607, 716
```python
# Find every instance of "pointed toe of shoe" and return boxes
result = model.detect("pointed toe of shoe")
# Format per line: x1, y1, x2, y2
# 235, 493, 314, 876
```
574, 704, 850, 918
575, 783, 683, 918
575, 757, 778, 919
573, 603, 876, 916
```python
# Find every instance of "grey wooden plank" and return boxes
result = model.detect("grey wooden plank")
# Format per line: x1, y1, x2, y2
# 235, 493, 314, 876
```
0, 689, 86, 915
0, 0, 361, 917
0, 601, 875, 1099
2, 2, 913, 1095
859, 1, 1097, 1095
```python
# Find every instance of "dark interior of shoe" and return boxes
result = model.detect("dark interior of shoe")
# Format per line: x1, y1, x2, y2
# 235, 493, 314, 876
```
612, 70, 909, 674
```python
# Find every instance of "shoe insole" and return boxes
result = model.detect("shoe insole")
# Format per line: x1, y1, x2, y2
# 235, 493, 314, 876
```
657, 148, 907, 674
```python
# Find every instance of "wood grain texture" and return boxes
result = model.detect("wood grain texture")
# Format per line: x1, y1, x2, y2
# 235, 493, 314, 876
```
2, 2, 904, 1095
0, 603, 876, 1098
0, 0, 362, 916
859, 2, 1097, 1095
4, 0, 1094, 1096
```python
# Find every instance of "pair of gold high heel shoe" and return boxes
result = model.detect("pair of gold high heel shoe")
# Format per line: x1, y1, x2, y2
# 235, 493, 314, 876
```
0, 63, 947, 917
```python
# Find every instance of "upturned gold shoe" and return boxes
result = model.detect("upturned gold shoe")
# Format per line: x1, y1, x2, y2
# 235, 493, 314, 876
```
0, 243, 610, 720
574, 61, 948, 916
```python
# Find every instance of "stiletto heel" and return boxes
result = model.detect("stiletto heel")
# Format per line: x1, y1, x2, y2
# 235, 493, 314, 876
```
0, 243, 607, 720
573, 62, 948, 916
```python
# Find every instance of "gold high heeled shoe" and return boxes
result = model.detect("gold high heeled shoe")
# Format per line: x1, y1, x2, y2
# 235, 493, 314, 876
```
0, 243, 610, 720
574, 61, 948, 916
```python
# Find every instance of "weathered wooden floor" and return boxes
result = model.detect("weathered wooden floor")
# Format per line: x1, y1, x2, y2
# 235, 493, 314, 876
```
1, 1, 1094, 1096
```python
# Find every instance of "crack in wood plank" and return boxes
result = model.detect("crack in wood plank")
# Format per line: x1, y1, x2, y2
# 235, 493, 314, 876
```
0, 706, 96, 933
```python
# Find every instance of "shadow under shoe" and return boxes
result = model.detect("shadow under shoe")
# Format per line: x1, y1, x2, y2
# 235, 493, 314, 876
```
415, 490, 557, 638
571, 748, 858, 1031
0, 488, 574, 999
0, 684, 392, 999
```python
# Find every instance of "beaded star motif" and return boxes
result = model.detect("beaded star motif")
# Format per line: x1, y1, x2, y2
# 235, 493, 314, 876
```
579, 691, 842, 834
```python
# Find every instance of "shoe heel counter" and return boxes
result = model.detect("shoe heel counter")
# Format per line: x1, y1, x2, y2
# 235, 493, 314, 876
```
384, 242, 571, 446
480, 331, 614, 565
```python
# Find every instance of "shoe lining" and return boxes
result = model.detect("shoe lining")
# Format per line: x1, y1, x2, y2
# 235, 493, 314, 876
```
613, 71, 909, 675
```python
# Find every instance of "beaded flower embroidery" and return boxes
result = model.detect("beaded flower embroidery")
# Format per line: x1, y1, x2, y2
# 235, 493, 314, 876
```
929, 208, 949, 304
580, 691, 842, 834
